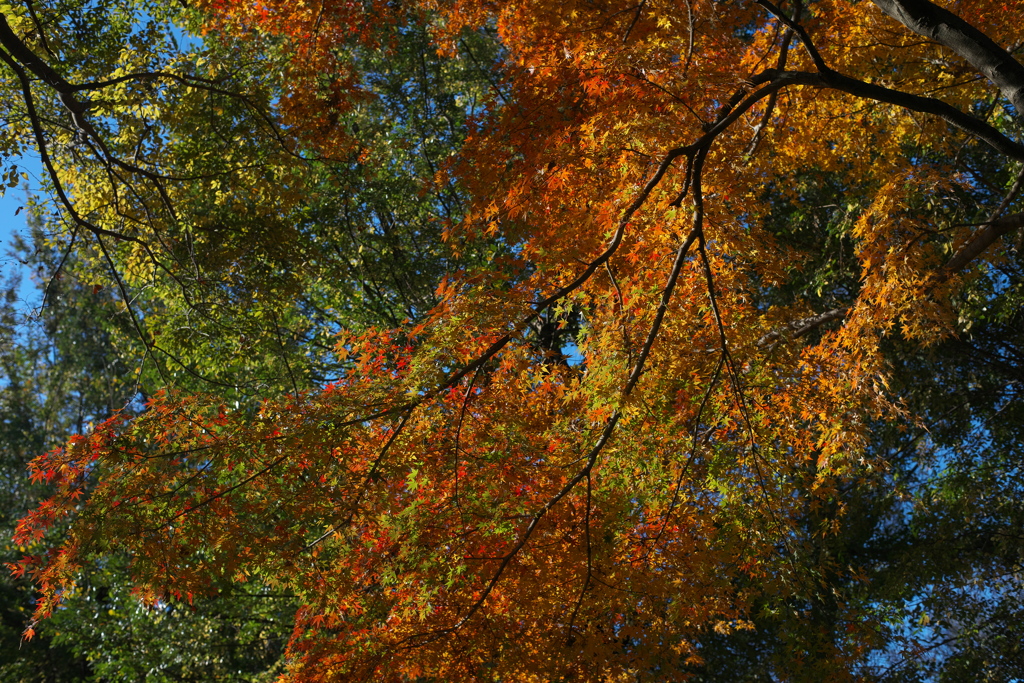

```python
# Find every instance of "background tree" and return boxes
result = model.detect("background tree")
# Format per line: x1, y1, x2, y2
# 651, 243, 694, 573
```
0, 227, 97, 682
1, 218, 299, 681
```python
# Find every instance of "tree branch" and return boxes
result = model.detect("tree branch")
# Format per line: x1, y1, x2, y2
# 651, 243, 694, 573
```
757, 307, 848, 348
871, 0, 1024, 114
773, 70, 1024, 161
942, 211, 1024, 276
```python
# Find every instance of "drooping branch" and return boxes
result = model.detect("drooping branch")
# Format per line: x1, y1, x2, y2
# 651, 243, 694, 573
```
871, 0, 1024, 114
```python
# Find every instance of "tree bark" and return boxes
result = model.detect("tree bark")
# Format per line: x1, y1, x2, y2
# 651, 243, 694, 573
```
871, 0, 1024, 114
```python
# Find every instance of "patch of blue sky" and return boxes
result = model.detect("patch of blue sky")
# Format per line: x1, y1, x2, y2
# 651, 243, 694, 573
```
0, 152, 44, 312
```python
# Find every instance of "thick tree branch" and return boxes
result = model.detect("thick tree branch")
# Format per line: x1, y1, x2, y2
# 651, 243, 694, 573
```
0, 14, 73, 93
774, 70, 1024, 161
941, 211, 1024, 276
870, 0, 1024, 114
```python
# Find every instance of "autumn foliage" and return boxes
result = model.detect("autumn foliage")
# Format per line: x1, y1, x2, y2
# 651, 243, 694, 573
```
6, 0, 1024, 679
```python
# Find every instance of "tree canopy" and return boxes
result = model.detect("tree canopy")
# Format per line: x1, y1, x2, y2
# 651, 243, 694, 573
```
3, 0, 1023, 679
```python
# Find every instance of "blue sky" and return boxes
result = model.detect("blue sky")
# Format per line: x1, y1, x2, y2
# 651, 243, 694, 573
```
0, 153, 43, 311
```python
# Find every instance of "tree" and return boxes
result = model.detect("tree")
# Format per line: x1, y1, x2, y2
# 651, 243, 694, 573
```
7, 0, 1024, 680
2, 1, 502, 678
